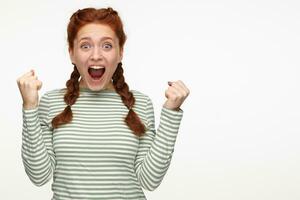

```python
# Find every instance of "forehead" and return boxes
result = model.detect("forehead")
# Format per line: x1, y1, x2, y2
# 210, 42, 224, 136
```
76, 23, 117, 41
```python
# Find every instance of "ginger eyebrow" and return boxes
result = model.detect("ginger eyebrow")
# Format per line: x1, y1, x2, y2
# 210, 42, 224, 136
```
79, 36, 113, 42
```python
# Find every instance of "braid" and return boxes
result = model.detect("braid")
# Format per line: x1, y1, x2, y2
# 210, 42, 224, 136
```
112, 62, 146, 136
51, 65, 80, 129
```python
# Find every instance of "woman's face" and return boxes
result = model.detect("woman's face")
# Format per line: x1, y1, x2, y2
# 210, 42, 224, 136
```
69, 23, 123, 91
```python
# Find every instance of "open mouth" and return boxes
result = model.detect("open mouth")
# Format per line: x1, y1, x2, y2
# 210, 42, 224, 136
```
88, 66, 105, 80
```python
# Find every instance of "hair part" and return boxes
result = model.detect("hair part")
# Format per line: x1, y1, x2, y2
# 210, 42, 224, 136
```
67, 7, 126, 51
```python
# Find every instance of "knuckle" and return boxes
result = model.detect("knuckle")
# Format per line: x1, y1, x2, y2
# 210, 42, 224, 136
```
174, 95, 180, 100
24, 81, 30, 87
25, 80, 34, 87
19, 79, 24, 85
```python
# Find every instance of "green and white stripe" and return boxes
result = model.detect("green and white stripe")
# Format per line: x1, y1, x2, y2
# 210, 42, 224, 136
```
22, 87, 183, 200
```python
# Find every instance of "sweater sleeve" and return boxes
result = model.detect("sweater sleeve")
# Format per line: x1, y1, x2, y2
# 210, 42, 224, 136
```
21, 92, 55, 186
134, 97, 183, 191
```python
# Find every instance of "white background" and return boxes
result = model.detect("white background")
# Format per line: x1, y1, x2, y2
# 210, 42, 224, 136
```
1, 0, 300, 199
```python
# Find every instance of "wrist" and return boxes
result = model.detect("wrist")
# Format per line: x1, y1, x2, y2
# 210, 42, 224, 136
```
163, 104, 180, 111
23, 103, 38, 110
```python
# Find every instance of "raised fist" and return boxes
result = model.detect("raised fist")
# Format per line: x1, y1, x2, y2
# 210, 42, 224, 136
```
17, 69, 43, 110
163, 80, 189, 111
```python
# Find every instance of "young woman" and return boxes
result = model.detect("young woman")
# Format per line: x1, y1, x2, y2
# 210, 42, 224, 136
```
17, 7, 189, 200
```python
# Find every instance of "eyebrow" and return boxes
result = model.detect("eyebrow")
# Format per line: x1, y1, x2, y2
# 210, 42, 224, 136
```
78, 36, 113, 42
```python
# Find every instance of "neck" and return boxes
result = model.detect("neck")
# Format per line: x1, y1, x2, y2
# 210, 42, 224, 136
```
79, 79, 115, 91
105, 81, 115, 91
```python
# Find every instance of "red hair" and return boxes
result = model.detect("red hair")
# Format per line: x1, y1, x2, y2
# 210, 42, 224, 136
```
51, 7, 146, 136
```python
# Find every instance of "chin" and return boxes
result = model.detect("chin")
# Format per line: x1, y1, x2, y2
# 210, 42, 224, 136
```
85, 76, 106, 91
81, 74, 112, 91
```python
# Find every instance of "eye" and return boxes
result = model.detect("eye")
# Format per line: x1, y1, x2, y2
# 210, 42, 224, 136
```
102, 43, 112, 50
80, 43, 92, 50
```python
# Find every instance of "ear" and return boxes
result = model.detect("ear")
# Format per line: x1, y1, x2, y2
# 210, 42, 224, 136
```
68, 47, 75, 64
119, 48, 124, 62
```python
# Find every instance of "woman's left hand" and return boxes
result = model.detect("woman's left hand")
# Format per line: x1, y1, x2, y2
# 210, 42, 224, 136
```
163, 80, 190, 111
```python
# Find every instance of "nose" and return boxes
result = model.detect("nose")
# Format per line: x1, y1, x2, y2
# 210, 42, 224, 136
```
90, 46, 103, 61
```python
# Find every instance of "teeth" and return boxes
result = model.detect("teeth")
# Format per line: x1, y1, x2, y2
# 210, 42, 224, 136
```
89, 66, 104, 69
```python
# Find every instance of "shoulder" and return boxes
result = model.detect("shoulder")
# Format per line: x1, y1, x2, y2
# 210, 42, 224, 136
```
130, 90, 154, 125
39, 88, 67, 116
130, 89, 155, 114
130, 89, 151, 103
40, 88, 66, 104
42, 88, 66, 98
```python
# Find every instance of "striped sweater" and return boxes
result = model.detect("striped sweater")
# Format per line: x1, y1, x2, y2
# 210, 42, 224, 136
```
21, 87, 183, 200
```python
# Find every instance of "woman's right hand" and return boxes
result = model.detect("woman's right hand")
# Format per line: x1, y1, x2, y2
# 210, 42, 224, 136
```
17, 69, 43, 110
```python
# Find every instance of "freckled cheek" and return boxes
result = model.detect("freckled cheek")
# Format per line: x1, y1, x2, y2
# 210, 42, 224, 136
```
77, 67, 86, 78
105, 64, 118, 79
106, 55, 119, 66
106, 66, 116, 75
73, 54, 87, 65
